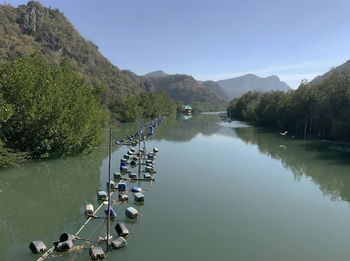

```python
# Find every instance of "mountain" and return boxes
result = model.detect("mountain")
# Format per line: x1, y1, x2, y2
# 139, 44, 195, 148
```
201, 80, 228, 100
0, 1, 141, 104
310, 59, 350, 85
123, 70, 227, 104
145, 74, 226, 104
216, 74, 291, 99
143, 70, 168, 78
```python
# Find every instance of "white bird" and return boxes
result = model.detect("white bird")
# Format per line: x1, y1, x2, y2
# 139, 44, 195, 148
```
279, 145, 287, 149
280, 131, 288, 136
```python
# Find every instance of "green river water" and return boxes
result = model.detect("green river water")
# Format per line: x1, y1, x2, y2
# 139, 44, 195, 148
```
1, 113, 350, 261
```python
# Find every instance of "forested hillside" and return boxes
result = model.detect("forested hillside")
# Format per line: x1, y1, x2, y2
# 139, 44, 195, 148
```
0, 1, 141, 104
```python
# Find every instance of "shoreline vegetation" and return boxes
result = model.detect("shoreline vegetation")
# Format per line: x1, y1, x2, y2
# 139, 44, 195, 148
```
0, 54, 177, 168
0, 54, 109, 167
0, 54, 222, 168
227, 73, 350, 142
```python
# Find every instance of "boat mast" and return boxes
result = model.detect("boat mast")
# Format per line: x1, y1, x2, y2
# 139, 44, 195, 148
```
106, 128, 112, 249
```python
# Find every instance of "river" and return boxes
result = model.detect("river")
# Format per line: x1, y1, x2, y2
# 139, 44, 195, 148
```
1, 113, 350, 261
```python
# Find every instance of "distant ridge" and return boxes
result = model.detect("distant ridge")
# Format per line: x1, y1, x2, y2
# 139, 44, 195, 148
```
141, 73, 226, 104
216, 74, 291, 99
122, 70, 227, 104
0, 1, 141, 104
143, 70, 168, 78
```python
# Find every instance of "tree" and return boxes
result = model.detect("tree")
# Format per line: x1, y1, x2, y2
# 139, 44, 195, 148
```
0, 54, 108, 158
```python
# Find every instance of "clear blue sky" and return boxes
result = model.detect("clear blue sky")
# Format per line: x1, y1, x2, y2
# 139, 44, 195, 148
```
5, 0, 350, 88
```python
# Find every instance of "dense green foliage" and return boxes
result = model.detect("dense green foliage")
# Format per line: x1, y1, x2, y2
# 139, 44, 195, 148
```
0, 93, 26, 167
0, 1, 142, 105
227, 73, 350, 140
110, 91, 176, 122
0, 55, 108, 166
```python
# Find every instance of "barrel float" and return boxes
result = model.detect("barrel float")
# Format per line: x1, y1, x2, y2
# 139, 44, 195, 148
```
118, 182, 127, 192
134, 192, 144, 202
104, 207, 117, 218
54, 240, 73, 252
106, 180, 116, 189
59, 233, 76, 242
120, 166, 128, 172
129, 172, 137, 179
143, 173, 152, 179
111, 237, 127, 249
115, 222, 129, 237
118, 193, 128, 202
114, 172, 122, 179
85, 204, 94, 216
145, 166, 153, 173
89, 246, 105, 260
125, 207, 139, 219
131, 186, 141, 192
29, 241, 47, 254
97, 191, 107, 200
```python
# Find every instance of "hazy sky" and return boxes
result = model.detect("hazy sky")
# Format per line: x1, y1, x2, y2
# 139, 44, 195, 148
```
5, 0, 350, 88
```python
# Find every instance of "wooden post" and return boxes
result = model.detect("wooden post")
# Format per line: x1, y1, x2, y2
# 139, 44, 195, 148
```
106, 128, 112, 250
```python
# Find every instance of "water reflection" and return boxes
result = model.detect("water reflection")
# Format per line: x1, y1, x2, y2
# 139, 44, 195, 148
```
233, 126, 350, 203
153, 114, 221, 142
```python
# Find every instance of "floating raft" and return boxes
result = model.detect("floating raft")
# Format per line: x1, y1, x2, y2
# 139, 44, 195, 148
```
31, 116, 165, 261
